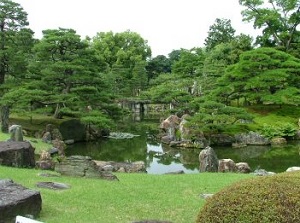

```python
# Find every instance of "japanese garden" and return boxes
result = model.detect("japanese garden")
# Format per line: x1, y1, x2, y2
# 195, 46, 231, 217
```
1, 0, 300, 222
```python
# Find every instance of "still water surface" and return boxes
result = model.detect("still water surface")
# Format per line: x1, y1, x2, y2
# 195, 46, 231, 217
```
66, 119, 300, 174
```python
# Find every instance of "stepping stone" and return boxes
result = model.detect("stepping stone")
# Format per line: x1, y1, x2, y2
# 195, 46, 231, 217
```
36, 182, 71, 190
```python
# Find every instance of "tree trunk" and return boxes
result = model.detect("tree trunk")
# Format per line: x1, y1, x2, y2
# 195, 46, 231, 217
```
1, 105, 9, 133
53, 103, 62, 119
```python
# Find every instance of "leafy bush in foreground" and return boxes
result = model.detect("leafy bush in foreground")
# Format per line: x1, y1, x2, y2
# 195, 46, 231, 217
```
197, 171, 300, 223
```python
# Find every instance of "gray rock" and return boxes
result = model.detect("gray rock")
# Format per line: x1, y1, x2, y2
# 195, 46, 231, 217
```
36, 182, 70, 190
8, 125, 24, 142
200, 193, 214, 199
218, 159, 236, 172
235, 131, 270, 145
236, 162, 251, 173
0, 179, 42, 223
286, 167, 300, 172
55, 156, 119, 180
0, 141, 35, 167
199, 146, 219, 172
252, 169, 276, 176
95, 160, 146, 173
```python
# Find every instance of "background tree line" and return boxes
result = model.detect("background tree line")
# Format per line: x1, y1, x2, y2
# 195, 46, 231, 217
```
0, 0, 299, 135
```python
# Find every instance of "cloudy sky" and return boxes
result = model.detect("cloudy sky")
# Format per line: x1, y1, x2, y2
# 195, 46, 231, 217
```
14, 0, 260, 56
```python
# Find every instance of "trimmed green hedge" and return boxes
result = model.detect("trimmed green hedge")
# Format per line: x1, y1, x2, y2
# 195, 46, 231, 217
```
197, 171, 300, 223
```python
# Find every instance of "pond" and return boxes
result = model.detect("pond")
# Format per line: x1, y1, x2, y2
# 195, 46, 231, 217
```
66, 117, 300, 174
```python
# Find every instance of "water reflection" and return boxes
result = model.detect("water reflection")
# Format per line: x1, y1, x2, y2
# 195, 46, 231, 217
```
146, 143, 199, 174
66, 118, 300, 174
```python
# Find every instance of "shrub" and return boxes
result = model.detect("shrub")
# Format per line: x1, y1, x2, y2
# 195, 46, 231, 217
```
196, 171, 300, 223
260, 122, 298, 139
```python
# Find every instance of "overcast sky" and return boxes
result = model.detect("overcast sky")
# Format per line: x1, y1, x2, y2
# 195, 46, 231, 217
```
14, 0, 259, 57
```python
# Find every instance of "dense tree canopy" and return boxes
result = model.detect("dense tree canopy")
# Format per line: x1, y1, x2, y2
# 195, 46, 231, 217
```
239, 0, 300, 54
204, 18, 236, 51
215, 47, 300, 105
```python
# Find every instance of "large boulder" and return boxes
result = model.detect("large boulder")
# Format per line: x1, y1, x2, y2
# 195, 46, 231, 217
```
0, 179, 42, 223
199, 146, 219, 172
55, 155, 118, 180
58, 119, 86, 142
0, 141, 35, 167
218, 159, 236, 172
235, 131, 270, 145
160, 115, 181, 141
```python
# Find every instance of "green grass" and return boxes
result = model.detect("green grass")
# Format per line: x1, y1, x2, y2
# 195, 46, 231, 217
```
0, 166, 253, 223
245, 105, 299, 132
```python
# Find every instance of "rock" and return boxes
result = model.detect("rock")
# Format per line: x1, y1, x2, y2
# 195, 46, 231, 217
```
38, 172, 61, 177
235, 131, 270, 145
42, 132, 52, 143
200, 193, 214, 199
55, 156, 118, 180
8, 125, 23, 142
51, 139, 66, 156
161, 135, 173, 144
160, 115, 181, 141
59, 119, 86, 142
108, 132, 140, 139
46, 124, 63, 141
199, 146, 219, 172
210, 134, 235, 146
164, 170, 185, 174
178, 114, 190, 141
0, 141, 35, 167
95, 160, 146, 173
286, 167, 300, 172
236, 162, 251, 173
271, 137, 287, 145
0, 179, 42, 223
36, 182, 71, 190
36, 150, 54, 170
64, 139, 75, 145
218, 159, 236, 172
47, 147, 59, 155
36, 160, 55, 170
252, 169, 276, 176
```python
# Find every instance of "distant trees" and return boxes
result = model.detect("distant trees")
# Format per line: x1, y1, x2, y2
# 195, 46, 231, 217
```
91, 30, 151, 97
204, 18, 236, 51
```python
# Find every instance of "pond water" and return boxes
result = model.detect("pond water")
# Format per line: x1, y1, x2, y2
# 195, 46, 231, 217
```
66, 118, 300, 174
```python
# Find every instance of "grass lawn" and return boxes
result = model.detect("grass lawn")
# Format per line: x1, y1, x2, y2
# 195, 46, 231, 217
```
0, 166, 253, 223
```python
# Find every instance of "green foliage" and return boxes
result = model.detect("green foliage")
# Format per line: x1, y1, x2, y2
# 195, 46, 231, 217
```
219, 47, 300, 105
204, 18, 236, 51
187, 101, 253, 135
197, 171, 300, 223
172, 48, 206, 76
80, 110, 114, 130
145, 55, 171, 80
260, 122, 298, 139
239, 0, 300, 54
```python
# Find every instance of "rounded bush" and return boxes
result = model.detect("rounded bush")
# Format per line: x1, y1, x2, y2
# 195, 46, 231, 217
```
197, 171, 300, 223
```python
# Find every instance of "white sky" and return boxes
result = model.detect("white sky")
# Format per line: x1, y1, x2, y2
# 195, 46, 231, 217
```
14, 0, 259, 57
